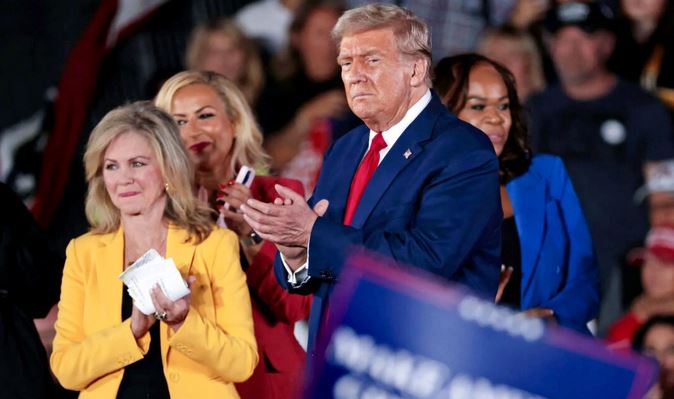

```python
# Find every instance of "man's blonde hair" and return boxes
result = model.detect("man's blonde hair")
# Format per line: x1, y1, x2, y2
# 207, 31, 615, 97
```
332, 4, 432, 86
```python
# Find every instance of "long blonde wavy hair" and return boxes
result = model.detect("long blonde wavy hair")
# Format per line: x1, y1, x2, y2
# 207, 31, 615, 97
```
83, 101, 214, 243
154, 70, 269, 177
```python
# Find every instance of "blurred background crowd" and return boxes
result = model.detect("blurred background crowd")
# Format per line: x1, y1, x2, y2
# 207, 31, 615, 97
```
2, 0, 674, 397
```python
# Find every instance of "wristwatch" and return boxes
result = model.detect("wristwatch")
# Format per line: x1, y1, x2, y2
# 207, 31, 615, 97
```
240, 231, 263, 246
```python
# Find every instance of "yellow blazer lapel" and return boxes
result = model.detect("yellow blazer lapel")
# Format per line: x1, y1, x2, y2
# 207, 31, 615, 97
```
165, 224, 197, 279
161, 224, 197, 364
98, 227, 125, 325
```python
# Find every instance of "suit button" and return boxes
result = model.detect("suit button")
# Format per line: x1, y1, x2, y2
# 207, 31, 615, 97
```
169, 372, 180, 382
322, 270, 334, 279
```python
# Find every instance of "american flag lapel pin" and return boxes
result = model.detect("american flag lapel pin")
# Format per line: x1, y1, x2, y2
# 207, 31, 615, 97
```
403, 149, 412, 159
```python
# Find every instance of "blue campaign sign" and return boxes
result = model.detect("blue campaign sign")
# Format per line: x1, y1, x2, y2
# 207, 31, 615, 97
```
305, 253, 657, 399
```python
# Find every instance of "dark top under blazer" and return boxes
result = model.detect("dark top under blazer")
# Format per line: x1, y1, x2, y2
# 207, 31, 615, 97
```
275, 93, 503, 357
506, 154, 599, 334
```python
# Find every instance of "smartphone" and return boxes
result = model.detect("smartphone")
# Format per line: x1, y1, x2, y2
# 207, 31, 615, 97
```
235, 165, 256, 187
218, 166, 256, 228
223, 166, 255, 210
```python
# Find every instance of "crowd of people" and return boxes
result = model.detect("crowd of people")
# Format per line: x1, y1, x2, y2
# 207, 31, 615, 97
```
2, 0, 674, 398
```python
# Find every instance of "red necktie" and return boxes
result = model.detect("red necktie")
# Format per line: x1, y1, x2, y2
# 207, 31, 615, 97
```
343, 132, 388, 225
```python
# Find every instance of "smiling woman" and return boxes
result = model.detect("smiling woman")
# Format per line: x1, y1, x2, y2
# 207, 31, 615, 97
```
434, 53, 599, 334
154, 71, 267, 199
102, 132, 166, 218
155, 71, 313, 399
170, 83, 237, 187
50, 101, 258, 399
455, 63, 513, 155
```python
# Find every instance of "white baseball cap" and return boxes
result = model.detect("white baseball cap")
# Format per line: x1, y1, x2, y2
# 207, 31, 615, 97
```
634, 159, 674, 203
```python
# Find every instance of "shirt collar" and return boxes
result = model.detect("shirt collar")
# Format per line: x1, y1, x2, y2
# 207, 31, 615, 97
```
369, 89, 432, 147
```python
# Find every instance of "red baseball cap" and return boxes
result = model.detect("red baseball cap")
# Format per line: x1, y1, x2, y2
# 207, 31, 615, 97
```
628, 226, 674, 266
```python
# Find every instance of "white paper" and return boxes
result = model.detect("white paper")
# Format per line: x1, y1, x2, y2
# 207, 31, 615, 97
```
119, 249, 191, 315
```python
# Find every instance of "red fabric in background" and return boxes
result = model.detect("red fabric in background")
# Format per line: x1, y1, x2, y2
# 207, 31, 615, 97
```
31, 0, 165, 228
605, 311, 642, 351
236, 176, 312, 399
32, 0, 118, 228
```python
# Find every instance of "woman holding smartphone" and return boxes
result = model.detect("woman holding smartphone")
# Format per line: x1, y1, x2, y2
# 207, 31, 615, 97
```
155, 71, 311, 399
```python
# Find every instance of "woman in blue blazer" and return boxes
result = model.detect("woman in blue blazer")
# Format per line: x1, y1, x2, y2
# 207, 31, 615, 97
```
434, 53, 599, 334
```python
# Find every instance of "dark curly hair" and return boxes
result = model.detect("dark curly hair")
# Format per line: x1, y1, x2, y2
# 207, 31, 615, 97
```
433, 53, 531, 184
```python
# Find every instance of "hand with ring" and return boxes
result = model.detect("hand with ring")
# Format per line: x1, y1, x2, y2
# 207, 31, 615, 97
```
153, 310, 168, 321
148, 276, 197, 331
130, 276, 197, 338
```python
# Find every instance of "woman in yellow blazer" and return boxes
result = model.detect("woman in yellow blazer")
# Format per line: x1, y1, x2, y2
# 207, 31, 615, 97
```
50, 101, 258, 398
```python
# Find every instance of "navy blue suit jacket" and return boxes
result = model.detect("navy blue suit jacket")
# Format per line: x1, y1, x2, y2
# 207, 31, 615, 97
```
275, 94, 502, 356
506, 154, 599, 334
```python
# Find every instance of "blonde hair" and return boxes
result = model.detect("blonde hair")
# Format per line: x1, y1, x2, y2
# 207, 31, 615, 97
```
83, 101, 213, 243
185, 18, 264, 105
332, 4, 432, 87
154, 70, 269, 176
478, 27, 546, 100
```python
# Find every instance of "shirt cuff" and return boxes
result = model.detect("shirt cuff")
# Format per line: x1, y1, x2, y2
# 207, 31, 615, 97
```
280, 236, 310, 287
281, 253, 310, 286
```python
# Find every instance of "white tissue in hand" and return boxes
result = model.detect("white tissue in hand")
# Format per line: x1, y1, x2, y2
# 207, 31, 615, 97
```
118, 249, 191, 315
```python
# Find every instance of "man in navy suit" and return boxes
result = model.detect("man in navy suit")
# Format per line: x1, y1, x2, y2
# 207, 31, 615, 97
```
242, 4, 501, 358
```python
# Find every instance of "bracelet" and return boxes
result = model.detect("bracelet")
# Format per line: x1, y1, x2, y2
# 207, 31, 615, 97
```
240, 231, 263, 246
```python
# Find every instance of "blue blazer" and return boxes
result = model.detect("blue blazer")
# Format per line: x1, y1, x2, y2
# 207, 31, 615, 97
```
275, 94, 502, 356
506, 154, 599, 334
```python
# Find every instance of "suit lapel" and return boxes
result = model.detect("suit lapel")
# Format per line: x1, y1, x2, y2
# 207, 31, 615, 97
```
159, 224, 196, 364
99, 227, 125, 325
97, 225, 196, 326
165, 224, 196, 278
326, 127, 369, 221
349, 96, 441, 229
506, 171, 546, 293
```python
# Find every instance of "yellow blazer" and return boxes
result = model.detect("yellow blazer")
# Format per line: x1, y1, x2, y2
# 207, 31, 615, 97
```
51, 224, 258, 398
